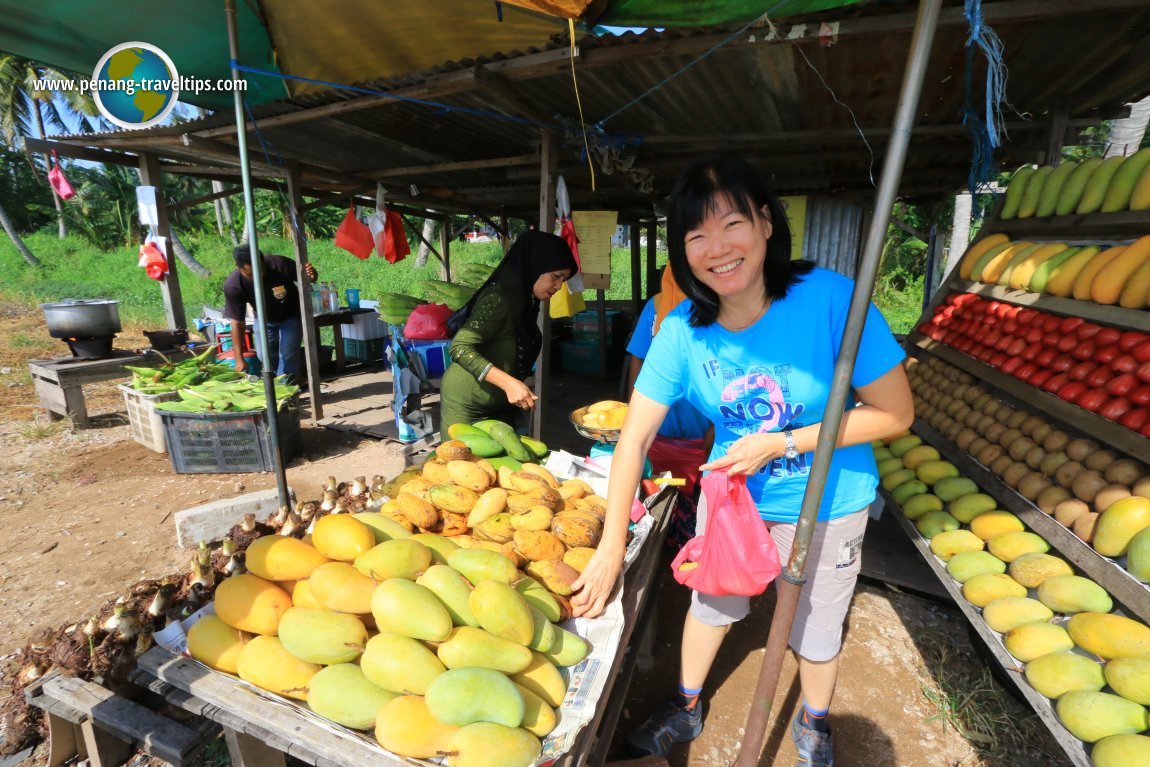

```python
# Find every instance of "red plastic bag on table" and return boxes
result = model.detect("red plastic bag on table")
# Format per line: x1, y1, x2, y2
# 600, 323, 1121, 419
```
646, 436, 707, 497
671, 469, 781, 596
404, 303, 453, 340
334, 205, 374, 260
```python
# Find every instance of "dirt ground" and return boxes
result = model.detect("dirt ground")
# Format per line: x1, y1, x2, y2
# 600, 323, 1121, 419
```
0, 299, 1071, 766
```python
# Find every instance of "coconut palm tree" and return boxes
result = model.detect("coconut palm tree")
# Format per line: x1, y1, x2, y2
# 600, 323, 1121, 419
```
0, 54, 102, 241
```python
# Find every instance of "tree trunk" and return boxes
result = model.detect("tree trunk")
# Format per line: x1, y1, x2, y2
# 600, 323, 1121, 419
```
170, 230, 212, 278
1105, 95, 1150, 158
212, 181, 226, 236
945, 192, 973, 279
0, 200, 41, 266
219, 186, 237, 245
416, 218, 438, 267
31, 99, 67, 238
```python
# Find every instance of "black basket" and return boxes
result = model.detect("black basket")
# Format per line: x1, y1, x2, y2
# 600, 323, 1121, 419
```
161, 399, 301, 474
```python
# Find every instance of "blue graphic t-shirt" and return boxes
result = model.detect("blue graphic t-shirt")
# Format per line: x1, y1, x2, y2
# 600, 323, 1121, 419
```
626, 297, 712, 439
636, 267, 905, 522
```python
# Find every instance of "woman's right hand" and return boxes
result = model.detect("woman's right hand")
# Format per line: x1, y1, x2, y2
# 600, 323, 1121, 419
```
503, 379, 538, 410
571, 544, 625, 619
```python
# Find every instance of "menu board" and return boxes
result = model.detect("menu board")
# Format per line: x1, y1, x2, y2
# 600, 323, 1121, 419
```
571, 210, 618, 290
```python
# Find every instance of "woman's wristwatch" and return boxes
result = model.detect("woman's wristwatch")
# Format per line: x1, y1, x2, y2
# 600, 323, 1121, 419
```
783, 428, 798, 460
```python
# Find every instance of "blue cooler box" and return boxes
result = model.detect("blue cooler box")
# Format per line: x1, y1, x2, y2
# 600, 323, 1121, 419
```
404, 339, 451, 378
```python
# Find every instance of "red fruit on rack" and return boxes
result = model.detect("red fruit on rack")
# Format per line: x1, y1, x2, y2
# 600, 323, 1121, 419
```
1137, 361, 1150, 384
985, 329, 1003, 346
1112, 353, 1139, 374
1003, 319, 1019, 335
1075, 388, 1109, 413
1093, 345, 1121, 366
1035, 348, 1059, 368
1071, 341, 1096, 361
1043, 373, 1071, 394
1017, 308, 1041, 325
1106, 372, 1139, 397
1120, 407, 1150, 431
1118, 331, 1149, 352
1130, 384, 1150, 407
1042, 315, 1062, 333
1030, 369, 1055, 388
1067, 361, 1099, 382
1021, 345, 1041, 362
1025, 327, 1044, 344
1002, 357, 1025, 375
953, 293, 979, 306
1133, 340, 1150, 363
1098, 398, 1132, 421
1016, 363, 1039, 382
1086, 366, 1113, 389
955, 337, 973, 353
1076, 322, 1102, 339
995, 336, 1013, 352
1057, 334, 1080, 353
1059, 381, 1088, 402
990, 352, 1009, 368
1094, 327, 1122, 347
1042, 332, 1062, 349
1059, 317, 1085, 335
1050, 354, 1076, 373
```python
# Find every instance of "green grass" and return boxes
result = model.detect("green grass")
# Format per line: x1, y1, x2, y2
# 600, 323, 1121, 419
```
8, 333, 38, 348
1, 229, 916, 331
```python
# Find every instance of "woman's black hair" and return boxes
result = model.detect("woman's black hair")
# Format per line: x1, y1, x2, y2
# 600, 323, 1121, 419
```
666, 155, 813, 327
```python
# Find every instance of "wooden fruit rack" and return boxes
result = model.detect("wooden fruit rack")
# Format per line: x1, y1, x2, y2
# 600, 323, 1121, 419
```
885, 206, 1150, 767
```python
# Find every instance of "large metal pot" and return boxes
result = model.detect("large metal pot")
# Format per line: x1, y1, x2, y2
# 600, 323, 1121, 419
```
40, 299, 122, 338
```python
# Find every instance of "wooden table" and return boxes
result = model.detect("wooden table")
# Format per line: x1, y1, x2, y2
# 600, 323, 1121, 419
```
131, 490, 676, 767
28, 351, 171, 428
312, 308, 375, 374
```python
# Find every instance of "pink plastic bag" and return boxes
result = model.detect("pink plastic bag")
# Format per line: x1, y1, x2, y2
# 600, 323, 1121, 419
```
671, 470, 781, 596
404, 303, 453, 340
48, 150, 76, 201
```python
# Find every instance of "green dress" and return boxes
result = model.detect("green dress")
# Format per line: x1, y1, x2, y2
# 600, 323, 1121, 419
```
439, 287, 522, 438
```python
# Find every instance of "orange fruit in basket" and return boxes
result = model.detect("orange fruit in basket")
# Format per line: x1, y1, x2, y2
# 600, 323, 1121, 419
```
596, 406, 627, 429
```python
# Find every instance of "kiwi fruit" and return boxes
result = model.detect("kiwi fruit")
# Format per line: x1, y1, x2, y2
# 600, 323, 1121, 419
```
1008, 438, 1036, 462
999, 428, 1024, 449
973, 393, 993, 411
1071, 470, 1108, 504
1006, 410, 1029, 430
1084, 450, 1118, 473
964, 410, 983, 428
986, 423, 1008, 443
976, 415, 997, 434
1095, 484, 1132, 513
1039, 451, 1070, 477
952, 384, 970, 402
978, 444, 1006, 466
983, 400, 1002, 417
1054, 499, 1090, 527
992, 454, 1017, 476
1073, 511, 1100, 543
1030, 422, 1054, 445
1132, 476, 1150, 498
995, 406, 1016, 424
1024, 446, 1047, 471
1017, 472, 1053, 501
1020, 415, 1045, 436
1003, 462, 1032, 488
1043, 430, 1071, 453
1055, 460, 1085, 488
1066, 438, 1100, 463
1036, 486, 1071, 515
968, 437, 991, 458
956, 429, 980, 451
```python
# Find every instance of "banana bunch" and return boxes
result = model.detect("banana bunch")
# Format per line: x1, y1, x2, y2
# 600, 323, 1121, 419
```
125, 345, 242, 394
154, 376, 299, 414
454, 261, 495, 287
377, 292, 425, 326
418, 279, 476, 310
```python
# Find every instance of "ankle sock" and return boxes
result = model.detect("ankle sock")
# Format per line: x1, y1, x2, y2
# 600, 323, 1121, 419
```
800, 702, 830, 733
675, 685, 703, 711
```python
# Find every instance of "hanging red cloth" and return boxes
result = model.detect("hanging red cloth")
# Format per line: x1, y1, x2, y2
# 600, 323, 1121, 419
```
138, 240, 168, 281
48, 150, 76, 200
334, 205, 374, 259
379, 208, 410, 264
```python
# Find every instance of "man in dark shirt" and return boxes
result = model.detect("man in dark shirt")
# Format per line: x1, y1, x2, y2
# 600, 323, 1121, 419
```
222, 245, 317, 382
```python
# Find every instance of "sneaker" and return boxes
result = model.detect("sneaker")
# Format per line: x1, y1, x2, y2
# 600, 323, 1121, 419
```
625, 699, 704, 757
791, 709, 834, 767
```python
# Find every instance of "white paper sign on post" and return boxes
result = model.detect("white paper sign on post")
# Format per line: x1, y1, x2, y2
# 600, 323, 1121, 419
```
136, 185, 159, 226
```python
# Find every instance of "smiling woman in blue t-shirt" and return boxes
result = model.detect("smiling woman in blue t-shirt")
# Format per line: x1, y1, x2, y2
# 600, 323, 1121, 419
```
570, 156, 914, 764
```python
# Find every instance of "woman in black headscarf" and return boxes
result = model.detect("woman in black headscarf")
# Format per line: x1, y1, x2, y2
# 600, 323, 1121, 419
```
439, 230, 579, 438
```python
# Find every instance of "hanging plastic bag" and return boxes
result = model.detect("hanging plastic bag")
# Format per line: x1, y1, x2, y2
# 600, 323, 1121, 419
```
334, 205, 374, 259
138, 240, 168, 281
671, 469, 781, 596
48, 150, 76, 201
381, 208, 411, 264
404, 303, 453, 340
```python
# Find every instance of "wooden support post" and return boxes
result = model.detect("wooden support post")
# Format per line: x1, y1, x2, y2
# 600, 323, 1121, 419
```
1046, 105, 1069, 166
79, 719, 132, 767
285, 160, 323, 420
532, 129, 558, 439
630, 222, 642, 316
138, 151, 187, 330
224, 728, 287, 767
440, 213, 452, 282
645, 220, 658, 296
44, 712, 80, 767
596, 289, 608, 380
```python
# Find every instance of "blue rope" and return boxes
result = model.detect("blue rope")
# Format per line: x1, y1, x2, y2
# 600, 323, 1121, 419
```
962, 0, 1009, 195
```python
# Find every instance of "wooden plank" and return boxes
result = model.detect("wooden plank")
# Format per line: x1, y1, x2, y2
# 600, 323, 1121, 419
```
135, 649, 403, 767
948, 278, 1150, 333
908, 334, 1150, 463
42, 673, 203, 766
989, 208, 1150, 239
882, 490, 1093, 767
44, 713, 79, 767
139, 151, 187, 330
224, 729, 287, 767
912, 418, 1150, 625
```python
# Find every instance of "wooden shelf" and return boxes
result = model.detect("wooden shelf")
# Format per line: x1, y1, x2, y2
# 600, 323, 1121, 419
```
908, 333, 1150, 463
880, 489, 1092, 767
943, 279, 1150, 333
990, 209, 1150, 239
912, 418, 1150, 625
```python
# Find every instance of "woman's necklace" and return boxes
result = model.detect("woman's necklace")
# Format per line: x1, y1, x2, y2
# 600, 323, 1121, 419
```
719, 298, 770, 332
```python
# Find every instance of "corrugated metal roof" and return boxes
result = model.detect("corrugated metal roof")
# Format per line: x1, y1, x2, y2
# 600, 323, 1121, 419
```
53, 1, 1150, 220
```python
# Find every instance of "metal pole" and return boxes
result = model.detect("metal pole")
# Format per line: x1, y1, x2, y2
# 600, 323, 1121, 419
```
226, 0, 290, 509
733, 1, 942, 763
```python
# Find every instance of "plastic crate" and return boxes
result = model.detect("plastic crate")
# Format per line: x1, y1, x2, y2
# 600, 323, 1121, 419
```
343, 336, 388, 362
119, 384, 181, 453
161, 400, 301, 474
572, 309, 629, 346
